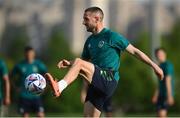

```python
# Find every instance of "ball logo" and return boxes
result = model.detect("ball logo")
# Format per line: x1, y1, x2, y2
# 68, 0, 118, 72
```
98, 41, 104, 48
29, 75, 34, 81
39, 79, 45, 86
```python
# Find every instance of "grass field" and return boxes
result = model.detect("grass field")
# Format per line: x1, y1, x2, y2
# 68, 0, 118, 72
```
2, 105, 180, 117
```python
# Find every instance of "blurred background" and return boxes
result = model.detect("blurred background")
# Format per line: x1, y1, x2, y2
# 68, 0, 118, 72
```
0, 0, 180, 117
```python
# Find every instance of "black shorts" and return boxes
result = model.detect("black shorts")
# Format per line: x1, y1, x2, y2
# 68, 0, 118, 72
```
85, 65, 117, 111
156, 96, 168, 111
19, 97, 44, 114
103, 97, 113, 112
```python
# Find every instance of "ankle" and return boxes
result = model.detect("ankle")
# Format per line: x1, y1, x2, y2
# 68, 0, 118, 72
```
58, 80, 68, 92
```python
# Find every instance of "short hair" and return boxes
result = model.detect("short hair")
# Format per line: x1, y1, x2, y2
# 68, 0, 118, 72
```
85, 7, 104, 21
155, 47, 166, 55
24, 46, 34, 53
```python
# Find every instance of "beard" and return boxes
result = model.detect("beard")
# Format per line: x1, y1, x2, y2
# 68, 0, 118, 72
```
85, 25, 95, 32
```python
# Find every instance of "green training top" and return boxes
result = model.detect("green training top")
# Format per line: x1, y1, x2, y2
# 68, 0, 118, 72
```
0, 60, 8, 99
81, 28, 129, 81
12, 59, 47, 99
159, 61, 175, 97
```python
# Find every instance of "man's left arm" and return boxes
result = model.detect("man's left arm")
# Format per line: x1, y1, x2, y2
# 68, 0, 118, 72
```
165, 75, 174, 105
125, 44, 164, 80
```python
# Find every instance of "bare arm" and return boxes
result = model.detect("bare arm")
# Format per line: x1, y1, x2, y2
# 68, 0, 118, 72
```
3, 75, 10, 105
166, 75, 174, 105
152, 89, 159, 104
57, 59, 76, 69
126, 44, 164, 80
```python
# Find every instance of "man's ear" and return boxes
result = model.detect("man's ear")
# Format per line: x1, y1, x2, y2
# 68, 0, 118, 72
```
94, 16, 99, 23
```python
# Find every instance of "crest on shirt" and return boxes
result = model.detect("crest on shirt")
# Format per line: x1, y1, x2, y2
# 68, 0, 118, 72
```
98, 41, 104, 48
33, 66, 38, 72
88, 44, 91, 48
22, 67, 26, 73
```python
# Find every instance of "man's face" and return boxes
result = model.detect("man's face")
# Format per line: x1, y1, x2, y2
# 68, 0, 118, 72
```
156, 50, 166, 63
83, 11, 98, 32
25, 50, 35, 62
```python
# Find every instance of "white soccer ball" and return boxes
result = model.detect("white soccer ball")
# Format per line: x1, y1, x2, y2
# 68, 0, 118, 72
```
25, 73, 46, 95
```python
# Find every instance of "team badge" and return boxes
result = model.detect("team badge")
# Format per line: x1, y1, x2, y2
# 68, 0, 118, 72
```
22, 67, 26, 73
88, 44, 91, 48
98, 41, 104, 48
33, 66, 38, 72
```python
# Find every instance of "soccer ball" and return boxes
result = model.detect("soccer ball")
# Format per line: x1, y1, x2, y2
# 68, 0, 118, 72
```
25, 73, 46, 95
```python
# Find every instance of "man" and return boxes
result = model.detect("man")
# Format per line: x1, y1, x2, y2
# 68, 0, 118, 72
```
11, 46, 47, 118
152, 48, 174, 117
45, 7, 163, 117
0, 59, 10, 116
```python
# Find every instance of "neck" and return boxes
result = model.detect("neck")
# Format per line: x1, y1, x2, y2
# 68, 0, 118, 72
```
92, 23, 104, 34
26, 59, 34, 64
159, 59, 166, 64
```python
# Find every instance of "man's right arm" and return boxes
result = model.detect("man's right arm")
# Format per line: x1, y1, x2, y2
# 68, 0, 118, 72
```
10, 65, 21, 92
3, 75, 10, 105
1, 61, 11, 105
57, 37, 90, 69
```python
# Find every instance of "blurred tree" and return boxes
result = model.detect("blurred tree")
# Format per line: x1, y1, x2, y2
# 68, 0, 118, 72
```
42, 29, 83, 114
0, 25, 28, 62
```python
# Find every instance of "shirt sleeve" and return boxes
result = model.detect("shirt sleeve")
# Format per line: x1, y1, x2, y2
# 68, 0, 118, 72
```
38, 61, 48, 75
0, 61, 8, 77
165, 63, 174, 77
110, 32, 129, 51
11, 64, 19, 76
81, 38, 90, 60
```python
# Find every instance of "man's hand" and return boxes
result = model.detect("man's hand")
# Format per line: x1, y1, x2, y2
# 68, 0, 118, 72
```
153, 65, 164, 80
152, 95, 158, 104
57, 59, 71, 69
167, 96, 174, 106
3, 97, 10, 105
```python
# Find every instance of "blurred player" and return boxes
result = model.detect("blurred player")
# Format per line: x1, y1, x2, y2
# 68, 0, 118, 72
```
152, 48, 175, 117
81, 80, 113, 117
0, 59, 10, 116
45, 7, 163, 117
11, 46, 47, 118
